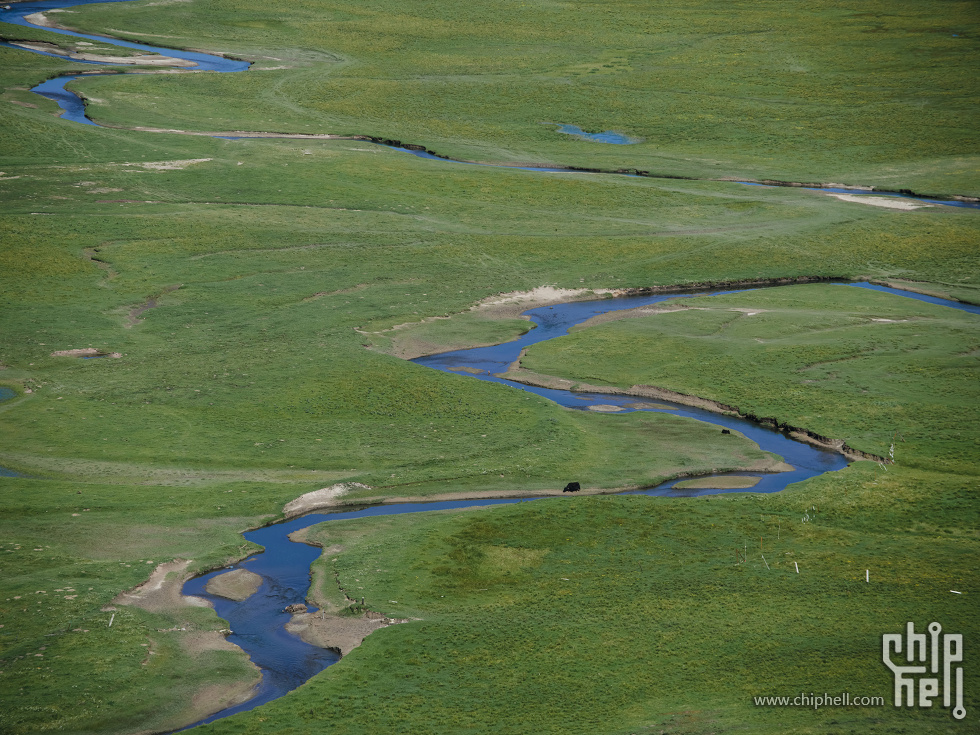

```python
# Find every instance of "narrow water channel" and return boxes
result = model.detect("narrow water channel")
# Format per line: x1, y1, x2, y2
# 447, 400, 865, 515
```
3, 0, 978, 208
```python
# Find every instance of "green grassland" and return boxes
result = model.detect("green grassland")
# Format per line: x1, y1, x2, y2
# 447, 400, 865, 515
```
517, 284, 980, 472
183, 283, 978, 734
24, 0, 980, 193
190, 469, 977, 735
0, 0, 978, 732
0, 475, 269, 734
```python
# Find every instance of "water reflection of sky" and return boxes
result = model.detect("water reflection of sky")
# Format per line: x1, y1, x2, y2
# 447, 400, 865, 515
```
549, 123, 637, 145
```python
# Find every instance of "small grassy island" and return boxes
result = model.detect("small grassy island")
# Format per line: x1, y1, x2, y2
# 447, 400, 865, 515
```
0, 0, 977, 732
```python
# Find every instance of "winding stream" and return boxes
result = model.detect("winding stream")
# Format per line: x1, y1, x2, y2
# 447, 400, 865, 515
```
3, 3, 980, 729
168, 281, 976, 730
2, 0, 979, 207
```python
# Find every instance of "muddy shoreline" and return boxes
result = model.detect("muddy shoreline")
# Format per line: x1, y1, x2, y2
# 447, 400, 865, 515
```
498, 363, 887, 464
354, 136, 980, 204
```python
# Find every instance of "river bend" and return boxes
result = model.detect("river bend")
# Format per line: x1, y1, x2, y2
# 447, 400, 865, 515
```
168, 281, 976, 730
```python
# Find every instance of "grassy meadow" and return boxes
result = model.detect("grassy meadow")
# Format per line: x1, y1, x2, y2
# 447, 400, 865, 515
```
518, 284, 980, 472
184, 285, 980, 734
7, 0, 979, 193
0, 0, 978, 732
188, 470, 977, 734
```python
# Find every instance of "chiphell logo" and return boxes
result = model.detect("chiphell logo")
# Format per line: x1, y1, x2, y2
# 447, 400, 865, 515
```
883, 622, 965, 720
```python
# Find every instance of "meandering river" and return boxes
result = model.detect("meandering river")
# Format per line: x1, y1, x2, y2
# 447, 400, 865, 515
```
167, 282, 976, 730
3, 3, 980, 728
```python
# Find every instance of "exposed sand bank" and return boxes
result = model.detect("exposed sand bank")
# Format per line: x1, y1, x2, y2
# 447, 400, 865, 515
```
175, 681, 259, 730
478, 286, 611, 308
22, 10, 67, 28
285, 610, 408, 656
283, 482, 371, 518
50, 348, 121, 358
11, 38, 196, 66
368, 286, 619, 359
828, 193, 932, 210
111, 559, 210, 612
204, 568, 263, 601
112, 560, 261, 728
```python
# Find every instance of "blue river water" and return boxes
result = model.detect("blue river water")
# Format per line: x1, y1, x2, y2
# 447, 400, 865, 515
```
166, 281, 977, 730
737, 181, 980, 210
0, 0, 248, 71
547, 123, 637, 145
1, 0, 247, 125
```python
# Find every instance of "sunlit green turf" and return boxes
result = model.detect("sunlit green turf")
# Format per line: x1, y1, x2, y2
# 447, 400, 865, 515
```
518, 284, 980, 470
192, 464, 977, 735
8, 0, 978, 192
1, 0, 978, 731
187, 283, 979, 734
0, 476, 266, 734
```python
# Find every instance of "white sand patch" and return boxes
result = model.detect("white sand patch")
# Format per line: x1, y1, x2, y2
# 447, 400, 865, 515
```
113, 559, 210, 611
127, 158, 212, 170
871, 318, 908, 323
479, 286, 614, 308
50, 348, 121, 358
287, 611, 408, 656
10, 41, 70, 55
10, 40, 195, 66
23, 11, 65, 28
75, 52, 195, 66
828, 193, 930, 210
283, 482, 371, 517
204, 568, 263, 602
587, 404, 626, 412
